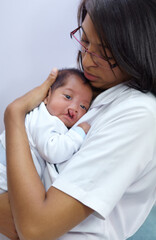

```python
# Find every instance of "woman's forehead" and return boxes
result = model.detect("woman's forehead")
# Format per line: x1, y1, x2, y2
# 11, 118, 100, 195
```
82, 14, 101, 45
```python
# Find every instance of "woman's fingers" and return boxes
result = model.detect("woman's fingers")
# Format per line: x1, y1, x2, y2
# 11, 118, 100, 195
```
47, 68, 58, 85
41, 68, 58, 93
30, 67, 58, 109
29, 67, 58, 104
5, 68, 58, 117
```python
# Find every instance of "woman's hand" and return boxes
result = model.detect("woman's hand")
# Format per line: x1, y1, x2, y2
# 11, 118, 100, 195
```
0, 193, 19, 240
5, 68, 58, 119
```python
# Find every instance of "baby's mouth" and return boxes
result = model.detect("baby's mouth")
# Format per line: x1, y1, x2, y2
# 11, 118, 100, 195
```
68, 110, 73, 119
68, 109, 75, 120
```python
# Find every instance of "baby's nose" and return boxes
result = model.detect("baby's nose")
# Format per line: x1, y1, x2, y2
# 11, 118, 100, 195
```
68, 108, 78, 120
70, 103, 78, 112
69, 107, 77, 116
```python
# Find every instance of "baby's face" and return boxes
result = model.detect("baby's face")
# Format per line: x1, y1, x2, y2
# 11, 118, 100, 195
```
44, 75, 92, 128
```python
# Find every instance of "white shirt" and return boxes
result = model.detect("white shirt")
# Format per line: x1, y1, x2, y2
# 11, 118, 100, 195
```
25, 102, 85, 164
43, 83, 156, 240
0, 102, 86, 180
0, 104, 87, 240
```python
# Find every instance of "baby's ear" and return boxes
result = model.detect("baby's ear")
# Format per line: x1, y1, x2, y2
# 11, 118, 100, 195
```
44, 88, 51, 104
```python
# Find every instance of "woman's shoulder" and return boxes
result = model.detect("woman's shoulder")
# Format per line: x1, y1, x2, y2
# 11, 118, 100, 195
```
113, 86, 156, 115
96, 87, 156, 130
126, 88, 156, 114
92, 83, 156, 111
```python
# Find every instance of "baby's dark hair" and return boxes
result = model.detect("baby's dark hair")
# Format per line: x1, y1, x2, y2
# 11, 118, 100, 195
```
50, 68, 91, 92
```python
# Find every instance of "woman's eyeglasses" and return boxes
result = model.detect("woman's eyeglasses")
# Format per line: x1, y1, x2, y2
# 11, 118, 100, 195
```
70, 26, 117, 69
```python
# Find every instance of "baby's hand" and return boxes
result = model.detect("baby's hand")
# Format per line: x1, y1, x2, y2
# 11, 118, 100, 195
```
78, 122, 91, 134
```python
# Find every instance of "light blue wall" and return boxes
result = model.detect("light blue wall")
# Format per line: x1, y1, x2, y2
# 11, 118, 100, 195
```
0, 0, 80, 132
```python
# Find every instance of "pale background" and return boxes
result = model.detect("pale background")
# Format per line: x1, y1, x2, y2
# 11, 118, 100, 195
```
0, 0, 80, 133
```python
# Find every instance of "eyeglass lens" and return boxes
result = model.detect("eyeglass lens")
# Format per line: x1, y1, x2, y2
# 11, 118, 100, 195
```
72, 28, 117, 69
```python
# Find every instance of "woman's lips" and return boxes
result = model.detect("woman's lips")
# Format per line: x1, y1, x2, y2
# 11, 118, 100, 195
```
84, 71, 98, 81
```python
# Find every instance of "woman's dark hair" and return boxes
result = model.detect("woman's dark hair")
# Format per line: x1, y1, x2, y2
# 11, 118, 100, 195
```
77, 0, 156, 95
50, 68, 91, 92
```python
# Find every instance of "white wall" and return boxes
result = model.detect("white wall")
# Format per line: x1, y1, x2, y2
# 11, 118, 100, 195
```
0, 0, 80, 132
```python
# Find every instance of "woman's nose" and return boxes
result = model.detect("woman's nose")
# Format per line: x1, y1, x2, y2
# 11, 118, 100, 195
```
82, 51, 97, 68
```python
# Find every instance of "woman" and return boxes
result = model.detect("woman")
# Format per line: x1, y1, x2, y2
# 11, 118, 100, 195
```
0, 0, 156, 239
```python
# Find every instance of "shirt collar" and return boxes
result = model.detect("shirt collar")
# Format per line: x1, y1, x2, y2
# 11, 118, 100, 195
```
90, 83, 129, 109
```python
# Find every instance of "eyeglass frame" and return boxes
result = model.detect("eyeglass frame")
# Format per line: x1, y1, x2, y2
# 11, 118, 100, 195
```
70, 26, 117, 69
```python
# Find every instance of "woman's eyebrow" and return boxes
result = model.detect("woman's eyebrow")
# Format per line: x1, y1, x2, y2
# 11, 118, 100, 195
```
81, 26, 106, 48
81, 26, 88, 38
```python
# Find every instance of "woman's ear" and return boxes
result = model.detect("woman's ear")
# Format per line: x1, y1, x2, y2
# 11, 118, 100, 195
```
44, 88, 51, 105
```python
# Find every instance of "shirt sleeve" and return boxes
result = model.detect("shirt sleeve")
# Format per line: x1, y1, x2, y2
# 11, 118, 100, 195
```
52, 99, 156, 219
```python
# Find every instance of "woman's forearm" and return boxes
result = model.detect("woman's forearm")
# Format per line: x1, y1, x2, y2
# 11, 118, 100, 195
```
5, 106, 46, 238
4, 70, 58, 239
5, 69, 92, 240
0, 193, 19, 240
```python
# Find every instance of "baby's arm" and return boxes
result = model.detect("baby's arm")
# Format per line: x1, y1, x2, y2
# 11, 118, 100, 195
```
35, 119, 91, 164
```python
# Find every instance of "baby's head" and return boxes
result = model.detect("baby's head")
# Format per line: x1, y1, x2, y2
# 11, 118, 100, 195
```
44, 68, 93, 128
